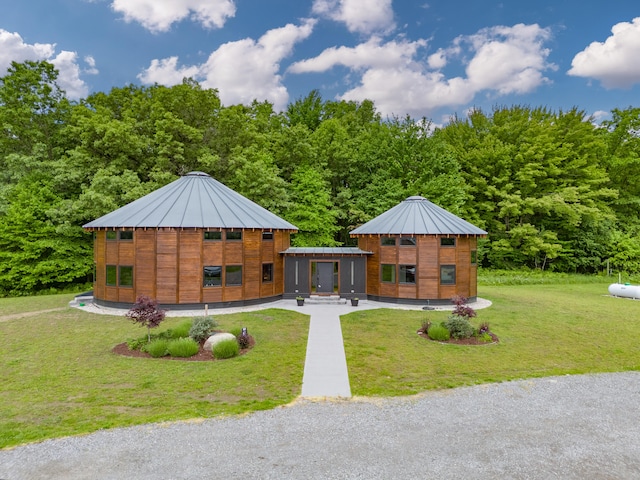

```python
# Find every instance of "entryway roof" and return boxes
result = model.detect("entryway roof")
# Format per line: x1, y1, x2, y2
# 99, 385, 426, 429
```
281, 247, 372, 256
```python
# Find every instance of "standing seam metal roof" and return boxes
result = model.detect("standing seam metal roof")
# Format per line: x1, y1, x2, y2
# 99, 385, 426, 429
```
83, 172, 298, 230
349, 196, 487, 236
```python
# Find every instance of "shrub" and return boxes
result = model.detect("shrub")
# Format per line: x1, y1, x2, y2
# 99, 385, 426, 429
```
427, 324, 450, 341
145, 338, 169, 358
420, 320, 432, 334
237, 333, 252, 349
212, 338, 239, 359
126, 337, 148, 351
126, 295, 166, 342
170, 320, 193, 339
189, 316, 218, 342
451, 295, 477, 320
167, 338, 199, 357
478, 322, 490, 335
444, 315, 475, 339
478, 332, 493, 343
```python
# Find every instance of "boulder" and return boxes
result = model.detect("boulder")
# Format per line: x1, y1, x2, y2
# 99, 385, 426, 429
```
203, 333, 236, 352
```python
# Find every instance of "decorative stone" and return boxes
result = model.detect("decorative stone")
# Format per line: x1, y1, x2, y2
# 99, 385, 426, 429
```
203, 333, 236, 351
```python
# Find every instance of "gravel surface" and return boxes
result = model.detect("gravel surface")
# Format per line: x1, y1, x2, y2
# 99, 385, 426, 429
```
2, 372, 640, 479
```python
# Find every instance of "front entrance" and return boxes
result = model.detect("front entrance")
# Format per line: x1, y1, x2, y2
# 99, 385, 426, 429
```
312, 262, 338, 294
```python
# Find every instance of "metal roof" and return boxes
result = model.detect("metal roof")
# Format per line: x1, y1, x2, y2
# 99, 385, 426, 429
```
350, 196, 487, 236
83, 172, 298, 230
281, 247, 372, 255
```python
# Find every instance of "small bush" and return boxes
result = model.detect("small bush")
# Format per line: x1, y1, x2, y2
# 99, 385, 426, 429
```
444, 315, 475, 339
478, 332, 493, 343
420, 320, 432, 334
145, 339, 169, 358
237, 333, 252, 349
170, 320, 193, 339
478, 322, 490, 335
189, 316, 219, 342
427, 324, 450, 341
167, 338, 200, 357
212, 338, 239, 359
126, 337, 148, 351
451, 295, 477, 320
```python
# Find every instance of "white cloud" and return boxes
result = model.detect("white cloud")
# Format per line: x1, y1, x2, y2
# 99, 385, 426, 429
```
312, 0, 395, 35
84, 55, 99, 75
568, 17, 640, 88
0, 29, 90, 100
111, 0, 236, 33
288, 23, 554, 118
138, 20, 316, 110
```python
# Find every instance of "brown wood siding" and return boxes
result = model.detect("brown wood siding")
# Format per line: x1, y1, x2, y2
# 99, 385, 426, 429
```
135, 230, 157, 300
398, 284, 416, 299
224, 241, 243, 264
95, 233, 106, 300
456, 238, 471, 298
398, 247, 417, 265
156, 230, 178, 304
178, 230, 201, 304
243, 231, 261, 300
418, 236, 438, 299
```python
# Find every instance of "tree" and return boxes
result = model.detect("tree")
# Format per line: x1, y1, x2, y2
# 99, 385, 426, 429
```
126, 295, 166, 342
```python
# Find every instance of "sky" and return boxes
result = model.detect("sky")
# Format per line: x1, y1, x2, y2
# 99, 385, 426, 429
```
2, 0, 640, 124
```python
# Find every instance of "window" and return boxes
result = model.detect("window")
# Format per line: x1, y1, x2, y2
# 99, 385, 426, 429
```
399, 265, 416, 284
226, 231, 242, 241
204, 231, 222, 241
106, 265, 117, 285
106, 231, 117, 241
399, 237, 416, 246
262, 232, 273, 241
440, 265, 456, 285
262, 263, 273, 282
119, 266, 133, 286
440, 237, 456, 247
381, 236, 396, 246
203, 266, 222, 287
381, 264, 396, 283
119, 230, 133, 241
471, 250, 477, 265
226, 265, 242, 286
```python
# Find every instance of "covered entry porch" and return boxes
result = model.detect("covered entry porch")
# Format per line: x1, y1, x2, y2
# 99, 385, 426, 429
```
281, 247, 371, 299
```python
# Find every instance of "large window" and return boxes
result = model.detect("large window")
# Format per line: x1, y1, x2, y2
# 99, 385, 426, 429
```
119, 266, 133, 286
381, 236, 396, 246
471, 250, 477, 265
440, 265, 456, 285
226, 231, 242, 241
440, 237, 456, 247
262, 263, 273, 282
106, 265, 117, 285
399, 237, 416, 246
203, 266, 222, 287
204, 231, 222, 241
381, 264, 396, 283
226, 265, 243, 286
399, 265, 416, 284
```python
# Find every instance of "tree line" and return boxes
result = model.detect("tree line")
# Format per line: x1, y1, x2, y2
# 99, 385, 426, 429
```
1, 60, 639, 295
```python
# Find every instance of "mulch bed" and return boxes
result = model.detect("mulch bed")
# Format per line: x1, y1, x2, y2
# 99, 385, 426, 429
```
111, 336, 255, 361
417, 330, 499, 345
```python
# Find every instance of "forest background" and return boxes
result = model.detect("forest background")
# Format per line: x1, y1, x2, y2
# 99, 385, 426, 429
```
1, 60, 639, 296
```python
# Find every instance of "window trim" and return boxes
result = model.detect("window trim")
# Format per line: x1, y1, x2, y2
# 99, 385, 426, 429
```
106, 265, 117, 286
471, 250, 478, 265
262, 232, 274, 241
118, 266, 134, 287
225, 265, 243, 286
440, 265, 456, 285
203, 266, 222, 287
262, 263, 273, 283
440, 237, 456, 247
399, 265, 416, 284
381, 264, 396, 283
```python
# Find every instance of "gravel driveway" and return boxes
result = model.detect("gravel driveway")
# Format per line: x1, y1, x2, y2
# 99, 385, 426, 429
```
2, 372, 639, 479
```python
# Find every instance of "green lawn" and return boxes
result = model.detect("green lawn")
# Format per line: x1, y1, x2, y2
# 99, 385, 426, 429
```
0, 293, 78, 316
341, 283, 640, 396
0, 307, 309, 448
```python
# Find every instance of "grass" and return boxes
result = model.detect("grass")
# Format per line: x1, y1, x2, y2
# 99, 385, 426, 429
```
0, 293, 78, 317
0, 306, 309, 448
341, 283, 640, 397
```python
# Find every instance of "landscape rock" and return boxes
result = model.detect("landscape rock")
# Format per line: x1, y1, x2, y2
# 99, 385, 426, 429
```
203, 333, 236, 351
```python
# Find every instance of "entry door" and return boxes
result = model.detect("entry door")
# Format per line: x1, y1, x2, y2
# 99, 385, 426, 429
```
316, 262, 335, 293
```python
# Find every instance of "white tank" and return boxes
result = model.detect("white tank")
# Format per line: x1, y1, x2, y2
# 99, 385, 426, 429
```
608, 283, 640, 299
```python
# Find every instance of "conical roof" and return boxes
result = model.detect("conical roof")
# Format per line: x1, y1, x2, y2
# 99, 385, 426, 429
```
83, 172, 298, 230
350, 196, 486, 236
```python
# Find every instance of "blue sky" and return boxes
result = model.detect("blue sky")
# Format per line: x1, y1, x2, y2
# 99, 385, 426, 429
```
2, 0, 640, 124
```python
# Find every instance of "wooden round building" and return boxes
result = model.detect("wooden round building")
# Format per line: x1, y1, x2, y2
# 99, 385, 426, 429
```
83, 172, 297, 309
350, 196, 487, 304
